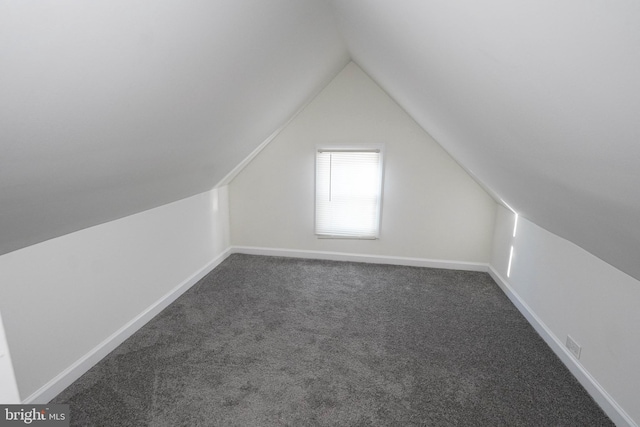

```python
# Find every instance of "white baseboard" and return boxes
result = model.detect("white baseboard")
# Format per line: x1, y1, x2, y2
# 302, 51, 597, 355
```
230, 246, 489, 272
24, 248, 232, 405
26, 247, 630, 425
488, 266, 636, 427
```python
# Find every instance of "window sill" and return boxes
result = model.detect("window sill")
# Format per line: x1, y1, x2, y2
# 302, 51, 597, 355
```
315, 235, 379, 240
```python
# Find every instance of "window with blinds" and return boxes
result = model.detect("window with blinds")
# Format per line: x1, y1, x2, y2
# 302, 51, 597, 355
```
315, 148, 383, 238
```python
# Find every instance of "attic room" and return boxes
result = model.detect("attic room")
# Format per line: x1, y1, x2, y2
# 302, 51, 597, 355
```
1, 1, 638, 425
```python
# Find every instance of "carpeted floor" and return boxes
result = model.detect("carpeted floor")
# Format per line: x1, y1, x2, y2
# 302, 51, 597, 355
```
52, 254, 613, 426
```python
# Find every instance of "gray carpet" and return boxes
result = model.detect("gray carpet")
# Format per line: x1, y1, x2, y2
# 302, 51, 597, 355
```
52, 254, 613, 426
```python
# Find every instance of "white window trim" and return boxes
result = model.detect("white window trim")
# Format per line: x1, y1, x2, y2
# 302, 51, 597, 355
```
314, 144, 385, 239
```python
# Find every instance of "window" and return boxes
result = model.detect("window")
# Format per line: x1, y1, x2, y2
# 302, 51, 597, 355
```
315, 148, 383, 239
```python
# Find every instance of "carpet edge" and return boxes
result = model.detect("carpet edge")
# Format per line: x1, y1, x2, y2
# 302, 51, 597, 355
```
230, 246, 489, 272
488, 266, 636, 427
24, 248, 233, 405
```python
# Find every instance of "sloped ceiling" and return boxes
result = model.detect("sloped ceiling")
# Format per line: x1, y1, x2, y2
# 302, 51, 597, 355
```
2, 1, 640, 282
331, 0, 640, 280
0, 0, 349, 255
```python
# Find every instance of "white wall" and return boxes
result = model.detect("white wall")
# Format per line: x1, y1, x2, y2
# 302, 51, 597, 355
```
0, 0, 348, 260
0, 188, 230, 402
490, 205, 640, 427
229, 62, 496, 264
0, 310, 20, 403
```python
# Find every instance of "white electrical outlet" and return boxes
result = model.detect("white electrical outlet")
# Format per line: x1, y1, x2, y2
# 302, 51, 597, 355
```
566, 335, 582, 359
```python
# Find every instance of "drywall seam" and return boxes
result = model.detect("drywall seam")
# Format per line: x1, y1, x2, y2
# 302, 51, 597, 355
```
216, 62, 350, 188
215, 118, 297, 187
350, 60, 505, 208
23, 248, 232, 404
230, 246, 489, 272
488, 266, 636, 427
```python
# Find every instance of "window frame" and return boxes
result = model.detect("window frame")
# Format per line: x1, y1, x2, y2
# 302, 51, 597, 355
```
314, 144, 385, 240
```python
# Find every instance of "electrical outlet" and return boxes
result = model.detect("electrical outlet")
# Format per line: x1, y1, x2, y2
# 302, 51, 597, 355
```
566, 335, 581, 359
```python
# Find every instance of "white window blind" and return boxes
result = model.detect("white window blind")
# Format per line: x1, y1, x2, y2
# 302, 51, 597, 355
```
315, 149, 383, 238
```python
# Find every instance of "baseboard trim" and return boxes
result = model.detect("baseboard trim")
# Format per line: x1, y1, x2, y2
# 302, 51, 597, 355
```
24, 248, 232, 404
488, 266, 636, 427
26, 247, 629, 424
230, 246, 489, 272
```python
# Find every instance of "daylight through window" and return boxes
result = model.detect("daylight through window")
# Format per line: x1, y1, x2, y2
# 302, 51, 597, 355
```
315, 148, 383, 238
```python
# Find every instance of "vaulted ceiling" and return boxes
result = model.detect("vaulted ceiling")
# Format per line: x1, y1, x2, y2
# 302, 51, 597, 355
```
0, 0, 349, 254
2, 1, 639, 280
